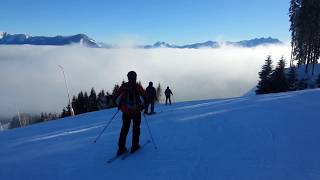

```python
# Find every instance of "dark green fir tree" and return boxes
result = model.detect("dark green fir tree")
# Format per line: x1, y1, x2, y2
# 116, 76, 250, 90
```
287, 66, 299, 91
89, 88, 98, 112
256, 55, 273, 94
270, 57, 289, 93
317, 74, 320, 88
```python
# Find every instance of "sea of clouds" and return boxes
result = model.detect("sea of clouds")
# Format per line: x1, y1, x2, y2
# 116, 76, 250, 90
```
0, 44, 290, 117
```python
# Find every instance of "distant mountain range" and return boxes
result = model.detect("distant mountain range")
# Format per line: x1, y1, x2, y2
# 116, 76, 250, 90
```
0, 32, 100, 47
143, 37, 282, 49
0, 32, 283, 48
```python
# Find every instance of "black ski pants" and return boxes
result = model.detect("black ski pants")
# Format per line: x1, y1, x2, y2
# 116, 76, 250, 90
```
145, 101, 155, 114
165, 96, 172, 105
118, 113, 141, 150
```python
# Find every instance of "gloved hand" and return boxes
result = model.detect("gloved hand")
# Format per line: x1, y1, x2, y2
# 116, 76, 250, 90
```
139, 105, 145, 112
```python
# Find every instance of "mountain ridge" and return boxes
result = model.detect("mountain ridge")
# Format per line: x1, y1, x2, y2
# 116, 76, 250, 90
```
0, 32, 282, 48
144, 37, 282, 49
0, 32, 100, 47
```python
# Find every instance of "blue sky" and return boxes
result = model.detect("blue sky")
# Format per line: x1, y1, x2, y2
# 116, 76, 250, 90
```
1, 0, 290, 44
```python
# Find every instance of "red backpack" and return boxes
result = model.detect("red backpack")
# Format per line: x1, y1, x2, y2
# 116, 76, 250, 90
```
116, 83, 146, 114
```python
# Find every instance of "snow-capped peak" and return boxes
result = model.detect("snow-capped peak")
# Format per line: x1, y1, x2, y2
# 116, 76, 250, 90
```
154, 41, 170, 46
25, 34, 30, 39
80, 38, 84, 45
0, 32, 7, 39
0, 32, 100, 47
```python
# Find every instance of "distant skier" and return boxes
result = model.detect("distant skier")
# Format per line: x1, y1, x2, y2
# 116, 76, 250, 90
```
165, 86, 173, 105
145, 81, 157, 114
114, 71, 148, 156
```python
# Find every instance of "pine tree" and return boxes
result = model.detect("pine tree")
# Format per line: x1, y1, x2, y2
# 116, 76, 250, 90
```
71, 96, 78, 115
287, 66, 299, 91
42, 113, 48, 122
77, 91, 85, 114
84, 92, 89, 113
256, 55, 273, 94
97, 90, 106, 110
40, 112, 45, 121
60, 108, 68, 118
317, 74, 320, 88
66, 104, 73, 116
298, 78, 308, 90
9, 115, 22, 129
112, 84, 120, 96
89, 88, 98, 112
289, 0, 320, 74
270, 57, 289, 93
105, 91, 114, 107
156, 83, 162, 103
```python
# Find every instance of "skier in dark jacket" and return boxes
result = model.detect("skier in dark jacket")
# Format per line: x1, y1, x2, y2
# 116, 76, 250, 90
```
165, 86, 173, 105
144, 81, 157, 114
114, 71, 148, 155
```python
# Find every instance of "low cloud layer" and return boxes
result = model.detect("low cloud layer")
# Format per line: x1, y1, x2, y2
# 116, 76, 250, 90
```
0, 44, 290, 117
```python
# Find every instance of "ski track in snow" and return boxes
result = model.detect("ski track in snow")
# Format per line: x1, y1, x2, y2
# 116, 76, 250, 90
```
179, 109, 231, 121
1, 89, 320, 180
256, 94, 296, 102
174, 97, 248, 111
25, 124, 105, 142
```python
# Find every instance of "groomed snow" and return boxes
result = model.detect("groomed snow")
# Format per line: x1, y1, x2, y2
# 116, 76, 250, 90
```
1, 89, 320, 180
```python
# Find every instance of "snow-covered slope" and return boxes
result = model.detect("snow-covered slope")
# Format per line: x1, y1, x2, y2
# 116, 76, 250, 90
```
1, 89, 320, 180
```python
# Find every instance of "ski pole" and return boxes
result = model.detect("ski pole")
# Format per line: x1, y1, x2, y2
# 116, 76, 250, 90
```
143, 114, 158, 149
171, 95, 174, 104
93, 109, 119, 143
0, 122, 3, 131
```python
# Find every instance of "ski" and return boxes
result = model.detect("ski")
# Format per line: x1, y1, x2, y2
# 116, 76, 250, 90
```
121, 139, 151, 160
144, 111, 160, 116
106, 139, 151, 163
106, 151, 128, 164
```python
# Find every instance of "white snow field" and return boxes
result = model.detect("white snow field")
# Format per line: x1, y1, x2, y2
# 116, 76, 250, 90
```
1, 89, 320, 180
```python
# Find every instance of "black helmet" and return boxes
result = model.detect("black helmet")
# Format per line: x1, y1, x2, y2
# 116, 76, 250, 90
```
127, 71, 137, 80
149, 81, 153, 86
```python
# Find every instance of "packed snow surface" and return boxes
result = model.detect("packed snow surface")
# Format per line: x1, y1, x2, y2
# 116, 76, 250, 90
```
1, 89, 320, 180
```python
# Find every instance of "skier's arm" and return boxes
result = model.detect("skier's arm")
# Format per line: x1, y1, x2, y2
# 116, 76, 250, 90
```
113, 85, 125, 107
137, 84, 149, 106
153, 88, 157, 100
